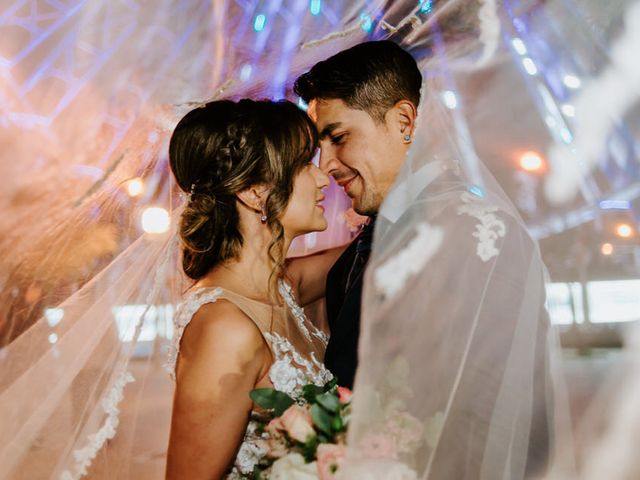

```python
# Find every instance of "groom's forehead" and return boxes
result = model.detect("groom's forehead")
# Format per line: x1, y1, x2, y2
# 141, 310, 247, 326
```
309, 98, 353, 135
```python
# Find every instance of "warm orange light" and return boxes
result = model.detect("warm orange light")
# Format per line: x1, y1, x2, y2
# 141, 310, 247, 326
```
616, 223, 633, 238
126, 178, 144, 197
601, 243, 613, 256
519, 151, 544, 172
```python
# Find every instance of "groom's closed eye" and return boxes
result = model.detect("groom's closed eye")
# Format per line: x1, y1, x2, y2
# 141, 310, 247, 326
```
330, 133, 347, 145
319, 122, 342, 140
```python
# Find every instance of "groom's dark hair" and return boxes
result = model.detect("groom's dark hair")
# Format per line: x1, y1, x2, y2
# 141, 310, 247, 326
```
294, 40, 422, 123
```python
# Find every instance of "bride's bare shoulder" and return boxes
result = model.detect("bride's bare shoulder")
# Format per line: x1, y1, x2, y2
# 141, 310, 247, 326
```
177, 299, 269, 378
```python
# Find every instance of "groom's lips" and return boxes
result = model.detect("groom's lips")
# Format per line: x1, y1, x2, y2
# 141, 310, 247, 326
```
337, 175, 357, 194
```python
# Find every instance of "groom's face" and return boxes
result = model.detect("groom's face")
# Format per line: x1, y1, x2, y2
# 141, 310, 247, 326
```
310, 98, 407, 216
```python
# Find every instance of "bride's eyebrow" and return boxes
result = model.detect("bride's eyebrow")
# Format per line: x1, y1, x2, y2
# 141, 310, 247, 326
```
319, 122, 342, 140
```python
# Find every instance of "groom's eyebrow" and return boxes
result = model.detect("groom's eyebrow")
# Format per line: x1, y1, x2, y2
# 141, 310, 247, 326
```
318, 122, 342, 140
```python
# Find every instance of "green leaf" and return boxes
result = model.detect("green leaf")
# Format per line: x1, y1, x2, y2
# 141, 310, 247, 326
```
323, 377, 338, 392
331, 415, 344, 431
301, 435, 320, 462
250, 388, 295, 416
301, 384, 324, 403
316, 392, 341, 413
311, 404, 333, 435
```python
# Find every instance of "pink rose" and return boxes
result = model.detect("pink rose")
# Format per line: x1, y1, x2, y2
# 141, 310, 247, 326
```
280, 404, 315, 443
266, 416, 285, 436
316, 443, 346, 480
337, 386, 353, 404
262, 417, 290, 457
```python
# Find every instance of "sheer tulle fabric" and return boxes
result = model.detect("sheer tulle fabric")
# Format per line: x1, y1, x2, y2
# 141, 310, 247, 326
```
342, 92, 575, 478
0, 223, 181, 479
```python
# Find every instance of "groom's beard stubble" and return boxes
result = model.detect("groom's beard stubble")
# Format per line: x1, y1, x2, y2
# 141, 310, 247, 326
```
333, 170, 381, 217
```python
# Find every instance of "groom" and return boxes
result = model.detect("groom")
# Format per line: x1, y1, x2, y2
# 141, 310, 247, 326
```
296, 40, 551, 476
294, 41, 422, 389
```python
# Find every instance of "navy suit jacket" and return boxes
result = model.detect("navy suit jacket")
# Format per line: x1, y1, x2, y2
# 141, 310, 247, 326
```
323, 237, 363, 389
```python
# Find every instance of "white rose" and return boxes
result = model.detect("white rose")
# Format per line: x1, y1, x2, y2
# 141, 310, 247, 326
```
270, 453, 318, 480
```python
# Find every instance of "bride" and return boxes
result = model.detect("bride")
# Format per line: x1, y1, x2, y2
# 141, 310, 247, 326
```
164, 98, 344, 479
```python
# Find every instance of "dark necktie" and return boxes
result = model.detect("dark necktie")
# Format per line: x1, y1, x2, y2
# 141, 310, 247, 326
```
345, 218, 375, 294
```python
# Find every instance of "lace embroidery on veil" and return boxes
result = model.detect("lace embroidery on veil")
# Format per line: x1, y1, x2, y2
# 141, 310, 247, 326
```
457, 191, 507, 262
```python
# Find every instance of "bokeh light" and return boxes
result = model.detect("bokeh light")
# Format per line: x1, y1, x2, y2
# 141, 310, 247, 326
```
616, 223, 633, 238
142, 207, 170, 234
519, 151, 545, 172
563, 74, 582, 89
601, 242, 614, 256
126, 178, 144, 197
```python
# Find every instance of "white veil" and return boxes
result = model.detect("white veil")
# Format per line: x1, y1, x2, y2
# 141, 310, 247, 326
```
1, 0, 639, 478
343, 79, 574, 479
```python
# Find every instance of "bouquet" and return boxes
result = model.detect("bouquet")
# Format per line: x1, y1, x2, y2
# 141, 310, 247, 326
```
248, 379, 353, 479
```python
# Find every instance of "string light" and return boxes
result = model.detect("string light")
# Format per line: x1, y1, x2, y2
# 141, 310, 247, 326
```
419, 0, 433, 14
45, 308, 64, 327
441, 90, 458, 109
601, 243, 614, 256
616, 223, 633, 238
559, 127, 573, 144
519, 151, 544, 172
511, 38, 527, 55
253, 14, 266, 32
360, 13, 373, 32
468, 185, 485, 197
142, 207, 170, 234
310, 0, 321, 16
562, 74, 581, 89
599, 200, 631, 210
561, 104, 575, 117
126, 177, 144, 197
522, 58, 538, 75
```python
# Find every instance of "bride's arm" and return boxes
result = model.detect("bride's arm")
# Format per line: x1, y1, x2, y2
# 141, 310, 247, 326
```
166, 300, 271, 480
286, 244, 348, 306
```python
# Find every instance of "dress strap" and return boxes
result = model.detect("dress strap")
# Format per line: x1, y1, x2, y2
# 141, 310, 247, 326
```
166, 287, 223, 379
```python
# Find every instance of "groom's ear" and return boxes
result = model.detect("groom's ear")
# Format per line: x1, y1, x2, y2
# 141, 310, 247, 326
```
236, 184, 269, 211
391, 99, 418, 139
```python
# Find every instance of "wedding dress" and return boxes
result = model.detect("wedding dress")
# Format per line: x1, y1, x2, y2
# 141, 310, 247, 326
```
167, 280, 333, 478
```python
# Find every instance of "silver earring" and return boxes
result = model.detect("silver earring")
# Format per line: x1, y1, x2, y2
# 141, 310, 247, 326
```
260, 205, 267, 224
403, 134, 412, 143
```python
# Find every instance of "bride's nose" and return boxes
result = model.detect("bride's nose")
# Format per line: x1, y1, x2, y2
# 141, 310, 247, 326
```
313, 164, 330, 189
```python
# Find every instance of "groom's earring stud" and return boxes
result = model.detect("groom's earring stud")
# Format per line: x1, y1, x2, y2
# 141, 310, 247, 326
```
403, 133, 412, 143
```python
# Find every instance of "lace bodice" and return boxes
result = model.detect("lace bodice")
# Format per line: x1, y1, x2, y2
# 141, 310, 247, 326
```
167, 280, 333, 478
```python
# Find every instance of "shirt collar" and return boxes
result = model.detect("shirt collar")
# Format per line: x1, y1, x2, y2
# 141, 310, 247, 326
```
379, 159, 444, 224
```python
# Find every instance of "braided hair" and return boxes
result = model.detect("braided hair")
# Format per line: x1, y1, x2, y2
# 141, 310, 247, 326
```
169, 99, 318, 282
